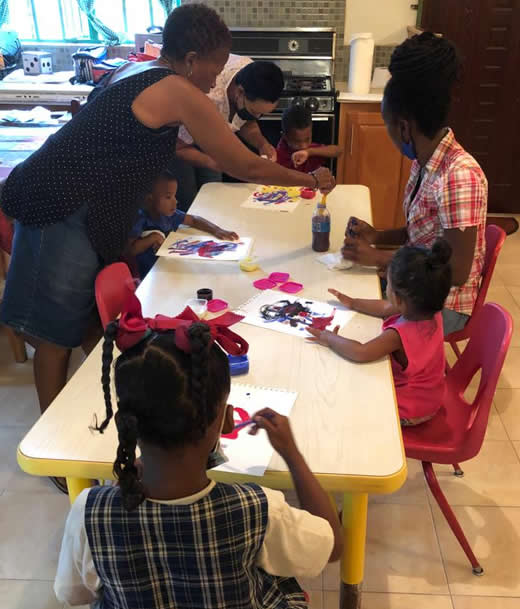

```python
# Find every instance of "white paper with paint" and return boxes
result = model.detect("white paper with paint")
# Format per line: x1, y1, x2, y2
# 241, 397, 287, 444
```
241, 186, 301, 213
217, 383, 298, 476
235, 289, 355, 338
156, 232, 253, 261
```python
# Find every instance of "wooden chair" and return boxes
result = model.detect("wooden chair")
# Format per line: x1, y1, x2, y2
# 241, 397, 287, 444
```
70, 98, 87, 116
0, 210, 27, 362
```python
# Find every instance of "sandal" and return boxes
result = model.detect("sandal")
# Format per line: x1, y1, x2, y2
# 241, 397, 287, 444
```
49, 476, 69, 494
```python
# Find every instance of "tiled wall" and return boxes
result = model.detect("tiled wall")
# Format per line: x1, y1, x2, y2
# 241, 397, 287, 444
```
181, 0, 395, 81
22, 1, 396, 81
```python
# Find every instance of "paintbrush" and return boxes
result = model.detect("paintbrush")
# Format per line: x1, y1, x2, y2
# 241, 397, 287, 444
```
233, 411, 275, 431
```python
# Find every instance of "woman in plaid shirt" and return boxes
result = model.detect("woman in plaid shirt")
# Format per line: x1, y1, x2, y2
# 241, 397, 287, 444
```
54, 292, 342, 608
342, 33, 487, 336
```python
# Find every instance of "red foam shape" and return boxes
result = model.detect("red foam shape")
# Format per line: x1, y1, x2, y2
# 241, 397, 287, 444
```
279, 281, 303, 294
207, 298, 228, 313
253, 278, 277, 290
268, 272, 290, 283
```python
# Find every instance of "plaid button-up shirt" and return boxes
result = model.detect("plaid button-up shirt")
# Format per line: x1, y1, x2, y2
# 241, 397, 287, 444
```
404, 129, 488, 315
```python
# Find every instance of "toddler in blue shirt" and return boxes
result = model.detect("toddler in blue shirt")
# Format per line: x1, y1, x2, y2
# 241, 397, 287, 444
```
128, 170, 238, 277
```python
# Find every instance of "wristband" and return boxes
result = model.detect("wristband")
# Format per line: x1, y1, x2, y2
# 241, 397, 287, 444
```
309, 171, 319, 189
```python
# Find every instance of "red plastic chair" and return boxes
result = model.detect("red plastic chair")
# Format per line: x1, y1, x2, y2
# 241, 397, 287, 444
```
446, 224, 506, 359
0, 209, 27, 362
95, 262, 135, 330
403, 302, 513, 575
0, 208, 13, 254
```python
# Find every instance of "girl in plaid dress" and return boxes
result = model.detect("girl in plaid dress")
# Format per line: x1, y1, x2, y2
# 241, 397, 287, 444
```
55, 292, 342, 608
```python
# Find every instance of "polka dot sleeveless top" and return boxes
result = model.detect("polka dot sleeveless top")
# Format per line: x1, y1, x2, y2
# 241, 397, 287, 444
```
1, 68, 178, 263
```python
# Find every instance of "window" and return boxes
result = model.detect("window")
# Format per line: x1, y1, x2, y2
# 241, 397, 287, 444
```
5, 0, 172, 43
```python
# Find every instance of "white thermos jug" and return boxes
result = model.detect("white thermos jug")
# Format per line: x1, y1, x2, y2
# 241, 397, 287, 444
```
348, 32, 375, 95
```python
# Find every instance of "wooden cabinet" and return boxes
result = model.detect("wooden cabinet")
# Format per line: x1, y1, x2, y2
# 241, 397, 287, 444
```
336, 103, 411, 229
421, 0, 520, 213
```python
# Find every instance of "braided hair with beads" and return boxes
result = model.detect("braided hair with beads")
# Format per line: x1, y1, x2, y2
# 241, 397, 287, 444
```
94, 321, 231, 511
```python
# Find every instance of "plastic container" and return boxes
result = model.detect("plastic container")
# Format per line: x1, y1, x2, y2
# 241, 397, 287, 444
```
228, 354, 249, 376
197, 288, 213, 301
279, 281, 303, 294
253, 278, 277, 290
207, 299, 228, 313
348, 33, 375, 95
185, 299, 207, 317
239, 257, 259, 272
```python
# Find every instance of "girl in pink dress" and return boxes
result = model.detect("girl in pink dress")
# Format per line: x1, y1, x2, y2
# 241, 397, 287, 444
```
308, 240, 452, 425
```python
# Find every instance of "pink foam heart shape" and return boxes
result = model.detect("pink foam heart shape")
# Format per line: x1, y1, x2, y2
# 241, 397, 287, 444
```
207, 298, 228, 313
253, 278, 277, 290
279, 281, 303, 294
268, 272, 290, 283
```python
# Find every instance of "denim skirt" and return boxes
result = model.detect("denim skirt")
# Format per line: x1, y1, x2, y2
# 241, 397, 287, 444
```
0, 205, 102, 348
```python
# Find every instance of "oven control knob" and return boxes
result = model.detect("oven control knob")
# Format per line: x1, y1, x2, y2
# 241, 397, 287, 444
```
292, 96, 305, 108
306, 97, 319, 112
288, 39, 300, 52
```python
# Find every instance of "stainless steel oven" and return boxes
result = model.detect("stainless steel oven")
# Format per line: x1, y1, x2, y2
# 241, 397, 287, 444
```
230, 28, 337, 167
257, 113, 336, 151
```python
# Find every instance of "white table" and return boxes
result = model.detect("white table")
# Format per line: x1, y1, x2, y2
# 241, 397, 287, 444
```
18, 183, 406, 609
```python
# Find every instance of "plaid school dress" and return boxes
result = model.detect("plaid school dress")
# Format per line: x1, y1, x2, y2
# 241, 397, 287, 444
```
84, 483, 307, 609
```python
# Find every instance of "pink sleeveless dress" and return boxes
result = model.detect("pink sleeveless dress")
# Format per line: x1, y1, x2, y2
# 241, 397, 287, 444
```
382, 312, 446, 422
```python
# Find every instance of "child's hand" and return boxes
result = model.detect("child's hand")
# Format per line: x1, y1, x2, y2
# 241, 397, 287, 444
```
292, 149, 309, 167
150, 233, 165, 252
328, 289, 354, 309
306, 325, 339, 346
249, 408, 299, 460
214, 228, 239, 241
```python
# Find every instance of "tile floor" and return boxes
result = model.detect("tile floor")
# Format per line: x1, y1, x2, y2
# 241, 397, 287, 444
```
1, 221, 520, 609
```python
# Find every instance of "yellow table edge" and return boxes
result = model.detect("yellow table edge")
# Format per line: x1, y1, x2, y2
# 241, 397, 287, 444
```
17, 446, 407, 495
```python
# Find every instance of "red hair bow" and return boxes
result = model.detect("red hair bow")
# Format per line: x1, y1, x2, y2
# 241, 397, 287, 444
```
116, 291, 248, 356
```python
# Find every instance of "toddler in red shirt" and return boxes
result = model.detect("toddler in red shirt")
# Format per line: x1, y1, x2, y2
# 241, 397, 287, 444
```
276, 105, 342, 173
308, 240, 452, 426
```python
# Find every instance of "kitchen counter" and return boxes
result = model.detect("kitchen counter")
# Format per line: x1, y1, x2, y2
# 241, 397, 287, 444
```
335, 82, 384, 103
0, 80, 92, 109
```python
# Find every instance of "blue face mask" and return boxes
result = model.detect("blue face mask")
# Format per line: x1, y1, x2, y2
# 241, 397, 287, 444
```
401, 137, 417, 160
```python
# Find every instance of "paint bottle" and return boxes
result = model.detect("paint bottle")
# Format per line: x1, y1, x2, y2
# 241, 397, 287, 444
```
312, 196, 330, 252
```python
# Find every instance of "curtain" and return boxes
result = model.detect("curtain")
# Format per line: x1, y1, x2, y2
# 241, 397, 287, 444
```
0, 0, 8, 28
76, 0, 120, 45
158, 1, 177, 16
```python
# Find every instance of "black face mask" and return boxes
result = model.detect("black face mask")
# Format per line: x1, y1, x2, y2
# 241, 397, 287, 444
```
236, 97, 259, 121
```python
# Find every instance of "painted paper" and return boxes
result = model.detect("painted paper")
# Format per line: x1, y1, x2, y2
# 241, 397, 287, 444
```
241, 185, 302, 213
217, 383, 297, 476
157, 234, 253, 261
235, 289, 354, 338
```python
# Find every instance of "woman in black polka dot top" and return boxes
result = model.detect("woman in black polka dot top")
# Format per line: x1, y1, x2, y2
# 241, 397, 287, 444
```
0, 4, 335, 452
